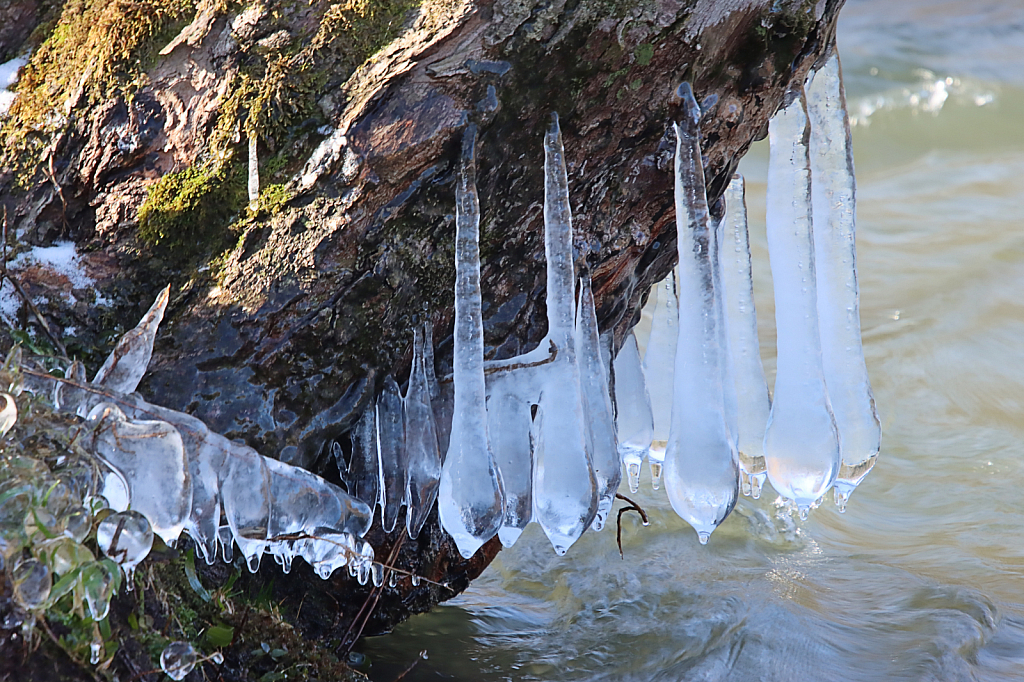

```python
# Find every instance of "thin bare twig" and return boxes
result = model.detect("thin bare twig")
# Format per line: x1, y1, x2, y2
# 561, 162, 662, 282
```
391, 650, 428, 682
614, 493, 649, 560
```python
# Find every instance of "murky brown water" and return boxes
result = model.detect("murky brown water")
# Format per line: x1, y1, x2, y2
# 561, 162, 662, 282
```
365, 2, 1024, 679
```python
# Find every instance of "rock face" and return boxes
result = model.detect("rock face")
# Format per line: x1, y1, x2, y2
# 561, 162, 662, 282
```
0, 0, 845, 668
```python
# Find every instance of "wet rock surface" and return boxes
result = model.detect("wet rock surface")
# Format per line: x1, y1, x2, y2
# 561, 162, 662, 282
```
0, 0, 845, 673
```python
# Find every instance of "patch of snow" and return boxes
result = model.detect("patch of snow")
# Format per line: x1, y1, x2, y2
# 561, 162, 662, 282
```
0, 54, 28, 118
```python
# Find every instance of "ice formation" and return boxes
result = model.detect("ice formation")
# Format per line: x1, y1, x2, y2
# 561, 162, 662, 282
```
719, 175, 771, 499
613, 331, 654, 494
404, 324, 442, 539
377, 376, 406, 534
642, 270, 678, 490
438, 125, 505, 559
806, 51, 881, 512
661, 84, 739, 544
15, 294, 376, 581
762, 87, 841, 516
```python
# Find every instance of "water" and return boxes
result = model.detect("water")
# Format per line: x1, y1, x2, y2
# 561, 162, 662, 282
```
364, 1, 1024, 678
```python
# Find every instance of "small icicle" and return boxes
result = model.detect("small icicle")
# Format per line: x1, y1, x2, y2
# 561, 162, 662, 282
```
642, 269, 679, 490
438, 124, 505, 558
531, 113, 598, 555
348, 404, 381, 520
575, 272, 621, 531
377, 376, 406, 533
404, 324, 442, 539
487, 375, 533, 547
806, 48, 881, 510
248, 131, 260, 211
612, 331, 653, 494
220, 443, 272, 573
763, 87, 841, 514
662, 83, 739, 544
423, 318, 453, 459
719, 175, 771, 499
92, 285, 170, 395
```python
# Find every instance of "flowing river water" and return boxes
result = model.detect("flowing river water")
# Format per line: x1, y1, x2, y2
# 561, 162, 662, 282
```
364, 1, 1024, 679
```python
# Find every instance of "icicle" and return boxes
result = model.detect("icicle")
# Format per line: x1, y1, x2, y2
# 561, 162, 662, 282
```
642, 270, 678, 490
487, 375, 533, 547
575, 272, 620, 531
86, 402, 191, 545
806, 49, 881, 512
612, 330, 653, 494
438, 124, 505, 558
219, 443, 271, 573
719, 175, 771, 499
404, 324, 442, 539
531, 113, 597, 555
377, 376, 405, 533
248, 131, 260, 211
92, 285, 169, 395
662, 84, 739, 543
121, 398, 226, 565
763, 87, 841, 515
348, 404, 380, 521
423, 319, 453, 460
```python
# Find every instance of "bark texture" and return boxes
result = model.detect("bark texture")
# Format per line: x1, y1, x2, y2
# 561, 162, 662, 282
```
0, 0, 845, 678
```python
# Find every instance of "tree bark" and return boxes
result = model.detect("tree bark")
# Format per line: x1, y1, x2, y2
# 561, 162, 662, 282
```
0, 0, 845, 677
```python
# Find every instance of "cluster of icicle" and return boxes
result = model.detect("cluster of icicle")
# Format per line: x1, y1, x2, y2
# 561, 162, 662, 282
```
341, 122, 621, 558
619, 48, 880, 543
18, 294, 380, 583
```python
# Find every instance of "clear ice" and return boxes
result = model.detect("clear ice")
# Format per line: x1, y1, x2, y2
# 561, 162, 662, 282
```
642, 270, 678, 490
662, 83, 739, 543
530, 113, 598, 555
612, 330, 654, 494
91, 285, 169, 395
805, 50, 881, 512
161, 641, 198, 681
96, 510, 153, 589
377, 375, 406, 533
719, 175, 771, 499
487, 374, 533, 547
404, 324, 442, 539
575, 272, 621, 531
348, 403, 381, 523
438, 125, 505, 559
763, 87, 841, 513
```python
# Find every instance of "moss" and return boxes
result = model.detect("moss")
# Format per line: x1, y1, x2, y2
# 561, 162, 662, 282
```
1, 0, 196, 181
137, 159, 246, 255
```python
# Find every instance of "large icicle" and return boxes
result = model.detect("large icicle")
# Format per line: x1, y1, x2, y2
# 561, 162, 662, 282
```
377, 376, 405, 533
404, 324, 442, 538
662, 84, 739, 544
348, 404, 380, 521
642, 270, 678, 490
487, 375, 533, 547
612, 331, 653, 494
806, 50, 881, 512
719, 175, 771, 499
531, 113, 598, 555
438, 125, 505, 558
763, 88, 841, 516
575, 272, 620, 531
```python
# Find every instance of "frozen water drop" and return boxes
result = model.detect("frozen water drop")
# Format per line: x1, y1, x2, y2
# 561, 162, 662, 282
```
63, 506, 91, 543
211, 652, 224, 664
649, 461, 663, 490
90, 640, 102, 665
11, 557, 50, 609
161, 641, 198, 681
798, 507, 809, 521
371, 563, 384, 587
411, 575, 421, 587
697, 531, 710, 545
81, 561, 115, 621
97, 510, 153, 590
